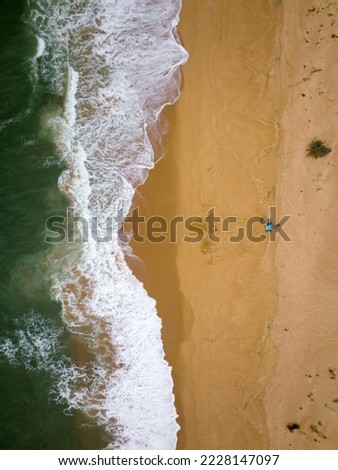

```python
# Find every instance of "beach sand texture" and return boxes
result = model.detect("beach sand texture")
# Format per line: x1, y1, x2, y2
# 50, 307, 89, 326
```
131, 0, 338, 449
266, 0, 338, 450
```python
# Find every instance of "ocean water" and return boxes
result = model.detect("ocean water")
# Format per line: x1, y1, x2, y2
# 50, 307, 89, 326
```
0, 0, 187, 450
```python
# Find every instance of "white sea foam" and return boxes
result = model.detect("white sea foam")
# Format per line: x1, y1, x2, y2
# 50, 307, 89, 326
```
27, 0, 188, 449
0, 312, 64, 371
35, 36, 45, 58
0, 311, 101, 416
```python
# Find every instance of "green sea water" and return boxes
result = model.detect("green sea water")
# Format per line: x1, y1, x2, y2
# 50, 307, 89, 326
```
0, 0, 103, 450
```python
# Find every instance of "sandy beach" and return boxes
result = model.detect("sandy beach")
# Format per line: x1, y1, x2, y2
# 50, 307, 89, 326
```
130, 0, 338, 449
266, 0, 338, 450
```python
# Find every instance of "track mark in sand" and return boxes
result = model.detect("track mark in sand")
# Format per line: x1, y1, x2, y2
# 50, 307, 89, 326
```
307, 391, 314, 402
302, 67, 322, 82
202, 330, 216, 344
186, 217, 216, 264
310, 422, 328, 442
200, 238, 212, 255
286, 366, 338, 447
328, 367, 336, 379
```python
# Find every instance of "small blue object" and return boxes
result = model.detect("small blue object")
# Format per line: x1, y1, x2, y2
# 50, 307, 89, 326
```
266, 222, 273, 232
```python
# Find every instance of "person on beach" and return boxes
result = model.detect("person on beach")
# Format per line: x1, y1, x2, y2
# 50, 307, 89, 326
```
260, 218, 273, 232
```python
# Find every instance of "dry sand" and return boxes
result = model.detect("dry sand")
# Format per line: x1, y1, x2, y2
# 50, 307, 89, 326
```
266, 0, 338, 450
130, 0, 338, 450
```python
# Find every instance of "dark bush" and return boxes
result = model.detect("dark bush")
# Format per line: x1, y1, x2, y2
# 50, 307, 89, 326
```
307, 140, 331, 158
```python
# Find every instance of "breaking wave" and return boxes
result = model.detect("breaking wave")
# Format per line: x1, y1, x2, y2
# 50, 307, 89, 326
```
22, 0, 188, 449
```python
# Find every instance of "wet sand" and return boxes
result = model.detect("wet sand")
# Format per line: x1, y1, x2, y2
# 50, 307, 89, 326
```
130, 0, 338, 450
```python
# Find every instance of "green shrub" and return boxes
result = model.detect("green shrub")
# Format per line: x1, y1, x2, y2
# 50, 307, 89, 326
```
307, 139, 331, 158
